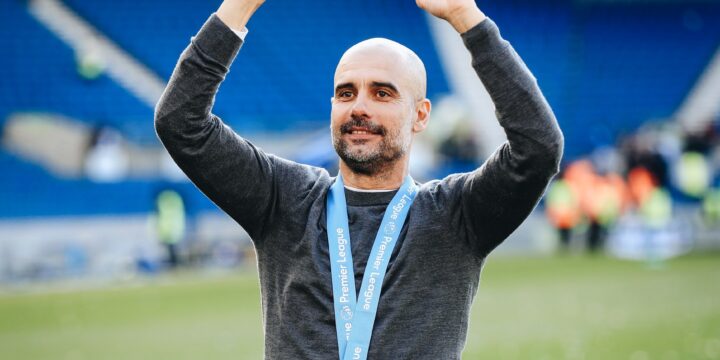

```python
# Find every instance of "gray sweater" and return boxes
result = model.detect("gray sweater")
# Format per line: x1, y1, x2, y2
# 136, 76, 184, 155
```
155, 14, 563, 360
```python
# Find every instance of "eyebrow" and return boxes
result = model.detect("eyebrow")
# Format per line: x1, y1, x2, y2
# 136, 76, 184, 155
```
334, 81, 400, 94
335, 82, 355, 93
370, 81, 399, 94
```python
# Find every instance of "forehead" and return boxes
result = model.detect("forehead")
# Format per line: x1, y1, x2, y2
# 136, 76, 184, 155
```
334, 48, 414, 91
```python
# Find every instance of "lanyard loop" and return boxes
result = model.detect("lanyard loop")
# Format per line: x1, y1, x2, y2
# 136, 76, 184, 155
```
327, 175, 417, 360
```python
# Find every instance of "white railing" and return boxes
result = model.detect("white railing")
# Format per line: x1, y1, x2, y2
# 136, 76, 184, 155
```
28, 0, 167, 109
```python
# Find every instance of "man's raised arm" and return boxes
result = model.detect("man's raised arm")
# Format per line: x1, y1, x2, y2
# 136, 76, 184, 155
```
154, 0, 272, 238
418, 0, 564, 256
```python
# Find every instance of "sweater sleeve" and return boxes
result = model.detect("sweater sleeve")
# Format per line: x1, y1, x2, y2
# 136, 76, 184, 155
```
154, 14, 275, 240
458, 18, 564, 257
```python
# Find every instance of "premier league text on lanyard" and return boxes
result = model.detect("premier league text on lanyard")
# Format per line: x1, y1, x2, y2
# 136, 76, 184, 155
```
326, 175, 418, 360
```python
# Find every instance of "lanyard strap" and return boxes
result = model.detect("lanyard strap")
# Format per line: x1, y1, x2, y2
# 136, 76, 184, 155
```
327, 175, 417, 360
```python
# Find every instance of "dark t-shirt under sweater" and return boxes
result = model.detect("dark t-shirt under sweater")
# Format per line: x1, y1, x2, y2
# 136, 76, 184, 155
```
155, 14, 563, 360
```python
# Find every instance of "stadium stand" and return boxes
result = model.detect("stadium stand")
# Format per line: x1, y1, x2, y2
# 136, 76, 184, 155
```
60, 0, 451, 132
568, 3, 720, 157
484, 1, 720, 158
1, 0, 719, 218
0, 0, 153, 141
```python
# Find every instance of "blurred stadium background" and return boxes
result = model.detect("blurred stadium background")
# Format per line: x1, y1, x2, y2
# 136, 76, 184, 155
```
1, 0, 719, 359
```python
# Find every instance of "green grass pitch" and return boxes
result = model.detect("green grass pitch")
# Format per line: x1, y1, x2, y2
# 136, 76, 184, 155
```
1, 253, 718, 359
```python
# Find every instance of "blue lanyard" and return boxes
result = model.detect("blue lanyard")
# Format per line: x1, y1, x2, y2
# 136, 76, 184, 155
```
327, 175, 417, 360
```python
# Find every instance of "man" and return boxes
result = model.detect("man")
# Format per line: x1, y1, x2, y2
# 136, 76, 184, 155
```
155, 0, 563, 358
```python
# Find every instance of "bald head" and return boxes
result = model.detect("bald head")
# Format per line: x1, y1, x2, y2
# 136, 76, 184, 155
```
335, 38, 427, 101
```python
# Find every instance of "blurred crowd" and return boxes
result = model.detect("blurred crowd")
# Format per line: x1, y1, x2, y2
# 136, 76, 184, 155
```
545, 117, 720, 256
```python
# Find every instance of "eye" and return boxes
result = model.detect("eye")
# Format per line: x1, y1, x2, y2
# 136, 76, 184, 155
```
377, 90, 390, 98
338, 90, 354, 99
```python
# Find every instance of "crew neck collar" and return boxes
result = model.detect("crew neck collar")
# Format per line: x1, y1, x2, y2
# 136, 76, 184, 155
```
344, 185, 398, 193
344, 187, 397, 206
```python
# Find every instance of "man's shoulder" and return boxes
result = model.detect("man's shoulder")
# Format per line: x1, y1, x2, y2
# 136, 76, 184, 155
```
415, 171, 472, 206
417, 172, 470, 193
268, 154, 333, 191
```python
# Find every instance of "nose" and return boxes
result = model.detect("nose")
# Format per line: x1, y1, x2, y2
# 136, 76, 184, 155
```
350, 92, 370, 118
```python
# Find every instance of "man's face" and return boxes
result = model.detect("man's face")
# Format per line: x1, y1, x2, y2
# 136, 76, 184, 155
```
331, 43, 425, 175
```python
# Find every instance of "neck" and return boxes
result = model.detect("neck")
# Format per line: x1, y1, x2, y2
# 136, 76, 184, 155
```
339, 158, 408, 190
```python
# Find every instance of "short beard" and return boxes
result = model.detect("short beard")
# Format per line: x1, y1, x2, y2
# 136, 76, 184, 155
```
333, 116, 408, 176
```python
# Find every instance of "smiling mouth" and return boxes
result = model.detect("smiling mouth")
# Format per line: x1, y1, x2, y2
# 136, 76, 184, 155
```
340, 117, 385, 137
348, 128, 380, 136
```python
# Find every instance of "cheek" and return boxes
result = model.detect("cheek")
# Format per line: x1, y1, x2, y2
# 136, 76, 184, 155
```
330, 106, 343, 131
388, 106, 415, 132
330, 102, 350, 121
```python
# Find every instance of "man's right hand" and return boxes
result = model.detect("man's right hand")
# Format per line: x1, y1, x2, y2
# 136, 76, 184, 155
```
416, 0, 485, 34
217, 0, 265, 31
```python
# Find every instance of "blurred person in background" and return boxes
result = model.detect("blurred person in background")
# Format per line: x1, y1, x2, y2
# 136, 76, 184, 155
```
155, 0, 562, 358
585, 170, 626, 252
623, 132, 669, 189
153, 189, 186, 269
702, 187, 720, 225
83, 125, 129, 182
545, 170, 581, 250
675, 126, 714, 200
561, 159, 626, 253
437, 121, 480, 174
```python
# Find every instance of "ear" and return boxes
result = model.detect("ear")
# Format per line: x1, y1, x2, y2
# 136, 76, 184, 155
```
412, 98, 431, 133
